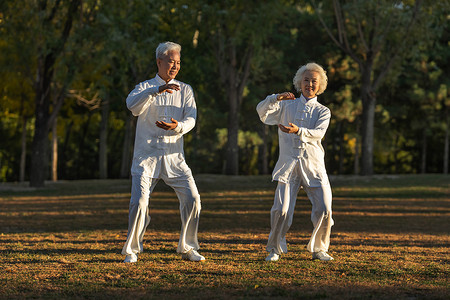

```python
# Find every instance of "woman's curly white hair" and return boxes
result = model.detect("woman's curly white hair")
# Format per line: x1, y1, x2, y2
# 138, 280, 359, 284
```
293, 62, 328, 95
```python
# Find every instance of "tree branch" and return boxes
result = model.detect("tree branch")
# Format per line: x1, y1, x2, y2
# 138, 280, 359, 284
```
237, 45, 253, 107
372, 54, 397, 90
47, 63, 76, 129
46, 0, 62, 23
373, 0, 423, 89
353, 0, 369, 52
213, 24, 227, 85
311, 0, 363, 67
356, 21, 369, 53
68, 89, 101, 111
333, 0, 344, 44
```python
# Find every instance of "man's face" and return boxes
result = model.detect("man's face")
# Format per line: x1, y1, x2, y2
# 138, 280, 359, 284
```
157, 50, 181, 82
301, 70, 320, 98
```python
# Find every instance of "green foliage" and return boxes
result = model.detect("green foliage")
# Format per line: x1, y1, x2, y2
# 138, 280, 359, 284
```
214, 128, 263, 175
0, 0, 449, 181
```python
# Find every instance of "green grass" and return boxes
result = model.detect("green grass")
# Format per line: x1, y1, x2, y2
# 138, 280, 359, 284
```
0, 174, 449, 299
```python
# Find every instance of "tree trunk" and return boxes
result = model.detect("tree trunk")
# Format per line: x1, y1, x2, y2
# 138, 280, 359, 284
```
338, 121, 345, 174
360, 71, 376, 175
421, 129, 427, 174
76, 112, 92, 178
212, 31, 253, 175
51, 114, 58, 182
225, 87, 239, 175
443, 117, 449, 174
353, 120, 360, 175
30, 120, 50, 187
394, 134, 400, 173
30, 79, 52, 187
29, 0, 80, 187
354, 133, 360, 175
60, 120, 74, 179
99, 99, 109, 179
19, 116, 27, 182
120, 114, 136, 179
259, 124, 269, 175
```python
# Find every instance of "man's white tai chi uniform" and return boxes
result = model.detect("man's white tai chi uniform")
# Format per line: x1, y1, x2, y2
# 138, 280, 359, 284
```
122, 74, 201, 257
257, 94, 333, 256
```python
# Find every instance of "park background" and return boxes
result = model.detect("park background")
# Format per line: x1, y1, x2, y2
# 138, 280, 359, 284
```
0, 0, 449, 186
0, 1, 449, 299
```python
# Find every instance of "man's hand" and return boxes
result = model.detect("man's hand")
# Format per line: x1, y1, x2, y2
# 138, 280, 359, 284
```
276, 92, 295, 101
155, 118, 178, 130
159, 84, 180, 94
278, 123, 299, 134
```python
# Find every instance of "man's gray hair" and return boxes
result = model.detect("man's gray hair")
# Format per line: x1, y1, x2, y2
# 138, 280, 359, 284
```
155, 41, 181, 60
293, 62, 328, 95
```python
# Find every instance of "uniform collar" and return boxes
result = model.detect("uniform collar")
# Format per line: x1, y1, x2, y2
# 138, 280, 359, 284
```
155, 74, 177, 85
300, 94, 318, 105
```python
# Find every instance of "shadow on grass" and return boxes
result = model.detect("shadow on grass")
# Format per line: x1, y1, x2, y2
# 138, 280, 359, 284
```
1, 212, 447, 236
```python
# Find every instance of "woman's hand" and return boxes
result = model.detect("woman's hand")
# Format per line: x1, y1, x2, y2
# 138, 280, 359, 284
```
276, 92, 295, 101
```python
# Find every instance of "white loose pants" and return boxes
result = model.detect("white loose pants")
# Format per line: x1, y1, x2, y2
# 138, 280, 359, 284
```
266, 166, 333, 254
122, 173, 201, 256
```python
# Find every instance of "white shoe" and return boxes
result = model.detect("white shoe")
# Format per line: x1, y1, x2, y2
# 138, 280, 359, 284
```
265, 250, 280, 262
123, 253, 138, 263
312, 251, 334, 261
182, 249, 205, 262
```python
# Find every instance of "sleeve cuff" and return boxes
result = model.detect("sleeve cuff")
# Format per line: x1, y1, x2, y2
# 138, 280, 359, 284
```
147, 86, 160, 96
173, 123, 183, 133
270, 94, 279, 104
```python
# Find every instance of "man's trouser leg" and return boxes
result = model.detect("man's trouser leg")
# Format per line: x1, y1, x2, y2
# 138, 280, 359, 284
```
163, 174, 201, 254
122, 176, 158, 256
304, 184, 333, 253
266, 179, 301, 254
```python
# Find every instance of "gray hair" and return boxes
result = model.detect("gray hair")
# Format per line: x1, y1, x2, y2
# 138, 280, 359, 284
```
293, 62, 328, 95
155, 41, 181, 60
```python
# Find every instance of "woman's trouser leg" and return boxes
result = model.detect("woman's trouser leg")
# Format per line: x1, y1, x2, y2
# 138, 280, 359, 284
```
163, 174, 201, 254
266, 180, 301, 254
304, 184, 333, 253
121, 176, 158, 255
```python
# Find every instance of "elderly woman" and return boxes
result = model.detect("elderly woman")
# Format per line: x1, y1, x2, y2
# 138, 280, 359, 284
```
256, 62, 334, 262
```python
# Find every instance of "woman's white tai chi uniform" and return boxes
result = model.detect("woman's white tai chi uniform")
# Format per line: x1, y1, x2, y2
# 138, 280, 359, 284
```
257, 93, 333, 256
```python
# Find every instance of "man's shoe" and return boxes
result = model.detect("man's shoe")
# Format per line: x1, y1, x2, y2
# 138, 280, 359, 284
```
123, 253, 138, 263
182, 249, 205, 262
265, 250, 280, 262
312, 251, 334, 261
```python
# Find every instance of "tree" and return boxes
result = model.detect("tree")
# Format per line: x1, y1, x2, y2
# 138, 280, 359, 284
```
405, 57, 450, 174
190, 0, 284, 174
1, 0, 448, 181
94, 0, 163, 178
312, 0, 437, 175
0, 2, 37, 182
28, 0, 82, 187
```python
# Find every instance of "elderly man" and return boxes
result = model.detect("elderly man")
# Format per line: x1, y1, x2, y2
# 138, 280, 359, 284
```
122, 41, 204, 263
257, 62, 334, 262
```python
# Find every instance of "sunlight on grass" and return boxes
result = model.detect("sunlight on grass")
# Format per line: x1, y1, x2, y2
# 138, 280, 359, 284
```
0, 174, 448, 299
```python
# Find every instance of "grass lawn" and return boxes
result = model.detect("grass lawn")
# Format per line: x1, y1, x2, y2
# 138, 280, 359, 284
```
0, 174, 448, 299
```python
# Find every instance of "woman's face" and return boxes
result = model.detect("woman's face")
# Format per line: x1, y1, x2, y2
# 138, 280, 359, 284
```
301, 70, 320, 98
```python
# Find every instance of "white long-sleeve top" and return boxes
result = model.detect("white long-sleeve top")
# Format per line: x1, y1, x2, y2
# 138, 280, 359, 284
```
256, 94, 331, 187
127, 74, 197, 178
